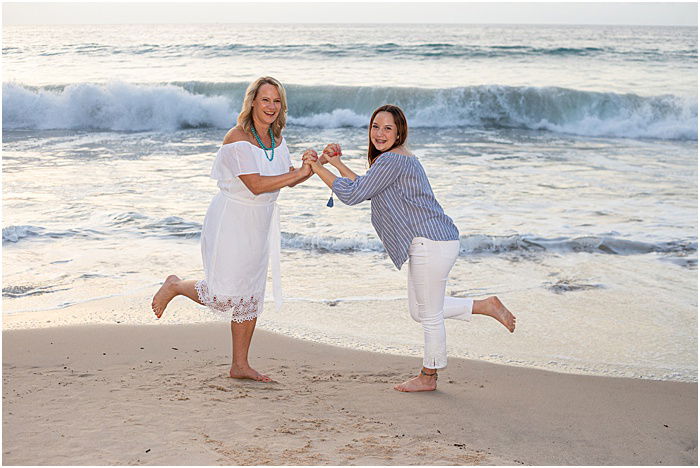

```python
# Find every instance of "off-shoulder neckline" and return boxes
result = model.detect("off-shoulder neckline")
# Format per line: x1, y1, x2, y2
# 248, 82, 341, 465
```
221, 137, 286, 149
381, 151, 415, 158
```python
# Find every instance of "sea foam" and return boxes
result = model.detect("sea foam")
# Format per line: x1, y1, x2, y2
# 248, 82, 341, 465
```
2, 82, 233, 131
3, 81, 697, 140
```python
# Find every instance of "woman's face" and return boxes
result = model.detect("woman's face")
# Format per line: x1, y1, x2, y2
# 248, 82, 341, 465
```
252, 83, 282, 128
370, 111, 399, 152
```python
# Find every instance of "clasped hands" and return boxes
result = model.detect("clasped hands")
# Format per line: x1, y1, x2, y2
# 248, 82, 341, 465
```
301, 143, 342, 174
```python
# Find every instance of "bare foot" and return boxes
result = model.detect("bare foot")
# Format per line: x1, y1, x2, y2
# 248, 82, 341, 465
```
485, 296, 516, 332
229, 364, 272, 382
151, 275, 180, 319
394, 374, 437, 392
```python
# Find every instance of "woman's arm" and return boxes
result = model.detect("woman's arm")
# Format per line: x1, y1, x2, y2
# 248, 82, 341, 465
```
222, 127, 314, 193
309, 160, 338, 189
239, 149, 317, 194
239, 165, 311, 195
289, 148, 322, 187
322, 144, 357, 180
328, 158, 358, 181
309, 153, 401, 206
287, 166, 311, 187
288, 164, 315, 187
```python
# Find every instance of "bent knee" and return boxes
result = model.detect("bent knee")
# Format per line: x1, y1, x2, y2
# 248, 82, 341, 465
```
408, 301, 423, 322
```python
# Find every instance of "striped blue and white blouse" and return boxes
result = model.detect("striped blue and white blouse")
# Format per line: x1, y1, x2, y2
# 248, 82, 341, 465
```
332, 152, 459, 269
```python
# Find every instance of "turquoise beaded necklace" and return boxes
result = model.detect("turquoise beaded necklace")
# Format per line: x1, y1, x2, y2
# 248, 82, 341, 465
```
251, 126, 275, 162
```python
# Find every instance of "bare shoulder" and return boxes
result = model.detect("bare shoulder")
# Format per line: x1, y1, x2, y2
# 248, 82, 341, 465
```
222, 126, 250, 145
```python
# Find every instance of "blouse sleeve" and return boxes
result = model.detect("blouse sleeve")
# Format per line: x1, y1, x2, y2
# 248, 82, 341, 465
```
331, 154, 402, 205
210, 144, 260, 181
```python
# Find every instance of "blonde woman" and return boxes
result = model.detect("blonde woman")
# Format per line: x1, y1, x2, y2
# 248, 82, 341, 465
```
151, 76, 317, 382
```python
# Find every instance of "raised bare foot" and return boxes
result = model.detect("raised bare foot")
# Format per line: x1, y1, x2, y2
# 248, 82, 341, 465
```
151, 274, 180, 319
486, 296, 516, 332
229, 364, 272, 382
393, 374, 437, 393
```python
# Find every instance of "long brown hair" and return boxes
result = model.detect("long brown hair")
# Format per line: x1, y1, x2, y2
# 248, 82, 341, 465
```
237, 76, 288, 140
367, 104, 408, 167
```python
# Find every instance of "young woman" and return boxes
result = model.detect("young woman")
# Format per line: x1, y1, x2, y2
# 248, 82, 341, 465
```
305, 104, 516, 392
151, 76, 317, 382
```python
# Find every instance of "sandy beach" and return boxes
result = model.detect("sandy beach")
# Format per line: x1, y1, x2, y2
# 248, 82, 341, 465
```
3, 318, 697, 465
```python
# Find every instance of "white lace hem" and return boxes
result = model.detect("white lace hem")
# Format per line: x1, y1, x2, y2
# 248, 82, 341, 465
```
195, 280, 262, 323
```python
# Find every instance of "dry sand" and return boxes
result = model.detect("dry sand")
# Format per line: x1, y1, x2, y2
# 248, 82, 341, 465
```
3, 322, 697, 465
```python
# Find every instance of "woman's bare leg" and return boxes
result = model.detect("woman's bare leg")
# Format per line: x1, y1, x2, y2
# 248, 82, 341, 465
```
152, 276, 270, 381
472, 296, 516, 332
229, 318, 271, 382
151, 275, 202, 318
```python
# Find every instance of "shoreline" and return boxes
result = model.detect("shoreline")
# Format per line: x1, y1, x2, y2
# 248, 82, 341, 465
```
3, 322, 697, 465
3, 289, 697, 384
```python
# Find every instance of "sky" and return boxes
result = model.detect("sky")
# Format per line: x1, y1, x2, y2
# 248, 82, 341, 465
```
2, 1, 698, 26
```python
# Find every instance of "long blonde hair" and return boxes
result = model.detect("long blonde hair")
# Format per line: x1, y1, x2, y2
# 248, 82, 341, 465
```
236, 76, 287, 140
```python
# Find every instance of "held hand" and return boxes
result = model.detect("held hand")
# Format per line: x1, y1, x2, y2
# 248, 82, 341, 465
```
322, 143, 342, 165
299, 162, 313, 177
309, 159, 323, 173
302, 149, 318, 163
301, 149, 318, 169
300, 149, 318, 178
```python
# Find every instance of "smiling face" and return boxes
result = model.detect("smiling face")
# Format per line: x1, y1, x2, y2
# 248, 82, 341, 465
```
366, 105, 408, 166
370, 111, 399, 152
251, 83, 282, 128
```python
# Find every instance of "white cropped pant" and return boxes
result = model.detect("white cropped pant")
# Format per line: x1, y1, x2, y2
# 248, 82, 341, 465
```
407, 237, 473, 369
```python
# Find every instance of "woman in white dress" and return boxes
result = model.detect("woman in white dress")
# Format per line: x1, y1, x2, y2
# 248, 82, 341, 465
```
151, 76, 317, 382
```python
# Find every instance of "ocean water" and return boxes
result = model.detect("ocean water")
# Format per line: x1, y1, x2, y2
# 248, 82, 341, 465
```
2, 23, 697, 381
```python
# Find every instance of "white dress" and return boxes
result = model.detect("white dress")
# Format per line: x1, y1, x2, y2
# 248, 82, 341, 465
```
195, 138, 292, 322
